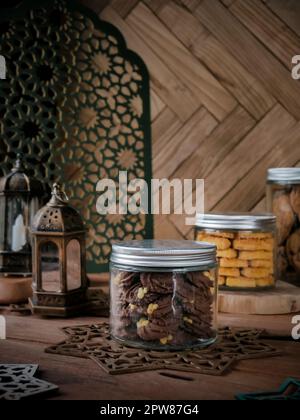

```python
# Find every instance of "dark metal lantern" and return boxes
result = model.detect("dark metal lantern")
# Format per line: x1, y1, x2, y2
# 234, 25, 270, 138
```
0, 155, 44, 276
31, 183, 88, 317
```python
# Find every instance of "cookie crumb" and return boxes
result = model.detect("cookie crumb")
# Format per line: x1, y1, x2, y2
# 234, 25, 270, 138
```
137, 318, 149, 328
147, 303, 159, 315
160, 335, 173, 345
183, 317, 193, 325
137, 287, 148, 300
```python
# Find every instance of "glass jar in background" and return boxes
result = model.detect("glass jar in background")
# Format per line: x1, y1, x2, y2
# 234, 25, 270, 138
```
267, 168, 300, 284
195, 213, 277, 290
110, 240, 218, 350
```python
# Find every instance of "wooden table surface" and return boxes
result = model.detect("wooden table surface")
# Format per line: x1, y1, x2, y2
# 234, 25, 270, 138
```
1, 313, 300, 400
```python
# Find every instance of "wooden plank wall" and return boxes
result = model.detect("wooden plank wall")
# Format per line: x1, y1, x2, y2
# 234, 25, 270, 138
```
80, 0, 300, 240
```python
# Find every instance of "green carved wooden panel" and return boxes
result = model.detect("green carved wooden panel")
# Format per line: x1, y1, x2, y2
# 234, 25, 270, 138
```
0, 0, 153, 272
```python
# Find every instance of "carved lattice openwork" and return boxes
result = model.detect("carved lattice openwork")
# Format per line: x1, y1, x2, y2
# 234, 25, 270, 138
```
0, 364, 58, 400
46, 323, 281, 376
0, 0, 153, 272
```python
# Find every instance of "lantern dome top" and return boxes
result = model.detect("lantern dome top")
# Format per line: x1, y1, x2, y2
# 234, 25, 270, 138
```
31, 183, 85, 233
0, 154, 44, 194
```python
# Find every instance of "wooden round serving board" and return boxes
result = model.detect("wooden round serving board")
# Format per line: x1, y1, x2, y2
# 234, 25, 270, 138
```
0, 276, 32, 305
219, 281, 300, 315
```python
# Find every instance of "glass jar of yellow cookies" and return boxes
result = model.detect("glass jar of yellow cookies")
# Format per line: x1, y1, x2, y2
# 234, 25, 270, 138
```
195, 213, 277, 290
267, 168, 300, 283
110, 240, 218, 350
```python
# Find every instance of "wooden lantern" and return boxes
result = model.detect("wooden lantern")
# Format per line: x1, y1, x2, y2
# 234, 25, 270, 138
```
0, 154, 45, 276
31, 183, 88, 317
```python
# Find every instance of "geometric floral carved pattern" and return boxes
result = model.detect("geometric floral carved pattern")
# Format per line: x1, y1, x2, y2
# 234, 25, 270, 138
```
0, 365, 58, 400
0, 0, 152, 272
45, 323, 281, 376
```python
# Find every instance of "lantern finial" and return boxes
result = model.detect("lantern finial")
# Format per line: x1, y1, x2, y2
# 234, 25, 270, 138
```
12, 153, 24, 172
49, 183, 69, 207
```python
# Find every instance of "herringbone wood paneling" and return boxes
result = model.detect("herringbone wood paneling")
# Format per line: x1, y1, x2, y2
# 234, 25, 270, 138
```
81, 0, 300, 240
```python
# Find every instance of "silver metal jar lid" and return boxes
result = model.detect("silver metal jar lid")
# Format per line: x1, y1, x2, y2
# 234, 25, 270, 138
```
267, 168, 300, 183
195, 213, 276, 231
111, 240, 216, 268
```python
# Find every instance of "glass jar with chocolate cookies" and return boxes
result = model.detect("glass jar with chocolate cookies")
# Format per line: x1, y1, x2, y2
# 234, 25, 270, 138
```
195, 213, 277, 290
267, 168, 300, 284
110, 240, 218, 350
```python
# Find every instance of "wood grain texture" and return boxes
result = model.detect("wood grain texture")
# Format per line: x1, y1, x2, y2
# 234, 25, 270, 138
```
195, 0, 300, 119
127, 3, 237, 121
173, 106, 255, 182
80, 0, 300, 242
221, 0, 236, 6
2, 314, 300, 399
206, 105, 296, 211
216, 121, 300, 212
231, 0, 300, 70
158, 2, 210, 49
143, 0, 171, 14
150, 88, 165, 122
219, 281, 300, 315
153, 107, 218, 179
192, 35, 276, 120
109, 0, 139, 17
101, 6, 199, 122
265, 0, 300, 37
151, 108, 182, 159
179, 0, 202, 12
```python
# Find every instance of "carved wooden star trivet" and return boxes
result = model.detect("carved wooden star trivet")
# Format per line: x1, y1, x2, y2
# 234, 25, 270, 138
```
0, 365, 58, 400
236, 378, 300, 400
46, 323, 281, 376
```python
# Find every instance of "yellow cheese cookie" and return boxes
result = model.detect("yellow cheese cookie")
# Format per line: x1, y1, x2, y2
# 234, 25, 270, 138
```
256, 277, 274, 287
226, 277, 256, 288
239, 251, 273, 261
220, 258, 248, 268
204, 231, 235, 239
250, 260, 273, 270
241, 267, 272, 279
237, 232, 273, 240
217, 248, 238, 259
218, 276, 226, 286
233, 238, 274, 252
219, 268, 240, 277
197, 235, 231, 250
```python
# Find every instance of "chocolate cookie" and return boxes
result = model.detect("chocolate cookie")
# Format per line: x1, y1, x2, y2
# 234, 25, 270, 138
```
115, 271, 139, 288
171, 329, 196, 346
112, 267, 216, 347
182, 313, 214, 339
278, 246, 289, 277
111, 315, 138, 340
290, 186, 300, 220
186, 271, 214, 289
286, 229, 300, 273
136, 317, 179, 343
140, 272, 176, 294
273, 191, 295, 245
175, 274, 213, 311
146, 295, 181, 320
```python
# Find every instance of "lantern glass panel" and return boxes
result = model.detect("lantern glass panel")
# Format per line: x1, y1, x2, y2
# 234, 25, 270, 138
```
0, 195, 6, 251
29, 197, 40, 225
40, 242, 60, 292
6, 195, 28, 252
67, 239, 81, 291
